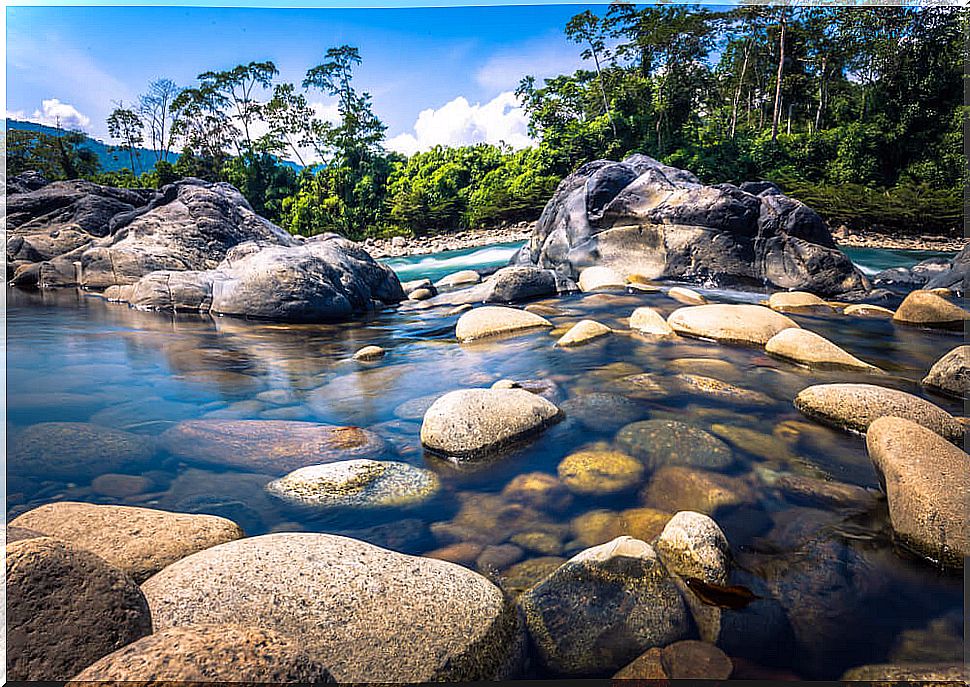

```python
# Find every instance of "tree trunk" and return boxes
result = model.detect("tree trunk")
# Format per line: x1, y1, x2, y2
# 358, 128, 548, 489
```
589, 39, 617, 139
814, 55, 827, 133
771, 10, 787, 142
730, 38, 753, 138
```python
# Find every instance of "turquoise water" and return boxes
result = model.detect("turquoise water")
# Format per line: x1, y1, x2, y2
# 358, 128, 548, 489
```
382, 241, 524, 283
383, 242, 956, 283
5, 243, 965, 679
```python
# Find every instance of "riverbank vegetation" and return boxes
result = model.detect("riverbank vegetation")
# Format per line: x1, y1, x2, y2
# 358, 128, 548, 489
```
8, 4, 964, 239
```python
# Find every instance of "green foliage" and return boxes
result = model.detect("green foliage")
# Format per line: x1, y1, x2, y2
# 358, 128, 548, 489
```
7, 128, 100, 180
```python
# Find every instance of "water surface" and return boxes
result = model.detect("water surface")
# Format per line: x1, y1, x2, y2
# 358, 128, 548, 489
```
5, 245, 965, 679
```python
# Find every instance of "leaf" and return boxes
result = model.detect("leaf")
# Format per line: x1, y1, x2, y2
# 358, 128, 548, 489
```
683, 576, 761, 610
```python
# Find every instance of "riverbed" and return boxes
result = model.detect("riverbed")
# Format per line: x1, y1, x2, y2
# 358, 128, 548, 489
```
5, 244, 964, 679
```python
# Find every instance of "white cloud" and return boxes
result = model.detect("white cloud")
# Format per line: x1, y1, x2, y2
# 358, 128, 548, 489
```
476, 38, 587, 93
385, 91, 534, 156
7, 98, 91, 131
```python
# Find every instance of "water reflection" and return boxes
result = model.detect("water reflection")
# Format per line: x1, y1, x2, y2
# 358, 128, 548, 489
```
5, 285, 965, 679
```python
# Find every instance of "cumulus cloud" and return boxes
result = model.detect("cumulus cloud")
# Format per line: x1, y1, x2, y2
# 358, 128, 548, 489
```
385, 91, 534, 156
7, 98, 92, 131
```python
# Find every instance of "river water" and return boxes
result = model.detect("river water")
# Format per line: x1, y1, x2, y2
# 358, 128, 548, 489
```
4, 244, 964, 679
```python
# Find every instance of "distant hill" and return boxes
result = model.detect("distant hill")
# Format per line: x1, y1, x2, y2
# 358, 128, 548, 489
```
6, 118, 177, 174
6, 119, 303, 174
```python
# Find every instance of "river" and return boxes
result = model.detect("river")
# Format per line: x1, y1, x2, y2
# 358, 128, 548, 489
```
5, 243, 964, 679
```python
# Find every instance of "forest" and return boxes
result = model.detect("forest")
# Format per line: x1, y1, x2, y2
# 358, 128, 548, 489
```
7, 4, 965, 239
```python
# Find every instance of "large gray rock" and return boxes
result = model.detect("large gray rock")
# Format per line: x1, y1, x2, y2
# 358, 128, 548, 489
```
512, 155, 868, 296
866, 416, 969, 570
518, 536, 690, 676
69, 625, 335, 683
119, 235, 404, 321
141, 533, 526, 682
10, 179, 405, 321
7, 537, 152, 681
924, 243, 970, 291
10, 501, 244, 583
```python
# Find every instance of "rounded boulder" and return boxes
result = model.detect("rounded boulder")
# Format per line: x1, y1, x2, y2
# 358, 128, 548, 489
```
141, 533, 525, 682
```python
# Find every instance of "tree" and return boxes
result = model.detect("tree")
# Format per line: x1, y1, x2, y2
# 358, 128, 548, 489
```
566, 10, 617, 139
303, 45, 386, 166
770, 6, 790, 141
106, 102, 145, 174
261, 83, 316, 166
138, 78, 180, 163
7, 128, 100, 180
197, 61, 279, 158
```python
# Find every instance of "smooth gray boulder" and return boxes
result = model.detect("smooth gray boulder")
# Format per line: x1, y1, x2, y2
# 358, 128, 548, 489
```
141, 533, 526, 682
512, 154, 868, 296
421, 388, 562, 459
518, 536, 690, 676
119, 236, 404, 321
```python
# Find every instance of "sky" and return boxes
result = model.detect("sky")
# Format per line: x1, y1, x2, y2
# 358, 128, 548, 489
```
5, 4, 611, 158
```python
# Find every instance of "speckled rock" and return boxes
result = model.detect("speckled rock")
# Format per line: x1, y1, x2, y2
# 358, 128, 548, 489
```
673, 374, 775, 406
6, 525, 43, 543
502, 472, 574, 512
266, 459, 440, 509
840, 662, 968, 685
709, 424, 799, 463
455, 306, 553, 342
519, 536, 690, 675
655, 511, 730, 643
793, 384, 963, 440
160, 419, 388, 474
555, 319, 612, 347
616, 420, 735, 472
10, 501, 243, 583
610, 372, 670, 400
765, 327, 878, 371
578, 265, 626, 292
668, 304, 798, 345
570, 508, 673, 549
7, 537, 152, 681
866, 416, 969, 569
768, 291, 833, 313
560, 392, 647, 432
893, 290, 970, 330
667, 286, 708, 305
921, 345, 969, 400
352, 345, 386, 361
141, 533, 526, 682
629, 307, 676, 337
9, 421, 154, 480
420, 388, 562, 459
844, 303, 895, 319
771, 473, 877, 509
642, 466, 754, 515
69, 625, 335, 683
500, 556, 567, 596
557, 446, 645, 495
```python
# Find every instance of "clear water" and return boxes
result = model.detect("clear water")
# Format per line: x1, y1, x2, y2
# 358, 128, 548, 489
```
382, 241, 523, 282
842, 246, 956, 276
5, 244, 965, 679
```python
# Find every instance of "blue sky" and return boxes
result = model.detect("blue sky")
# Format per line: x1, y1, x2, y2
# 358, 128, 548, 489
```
6, 4, 612, 156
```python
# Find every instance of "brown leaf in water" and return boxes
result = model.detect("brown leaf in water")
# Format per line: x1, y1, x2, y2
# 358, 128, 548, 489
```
683, 576, 760, 609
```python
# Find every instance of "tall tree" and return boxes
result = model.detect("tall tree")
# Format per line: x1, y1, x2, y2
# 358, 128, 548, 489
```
566, 10, 617, 139
138, 78, 180, 163
106, 102, 145, 174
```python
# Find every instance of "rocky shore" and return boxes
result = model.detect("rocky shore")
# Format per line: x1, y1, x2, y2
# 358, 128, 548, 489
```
362, 223, 534, 259
833, 228, 966, 252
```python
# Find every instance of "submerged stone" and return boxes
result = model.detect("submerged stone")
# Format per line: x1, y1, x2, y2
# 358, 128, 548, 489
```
266, 459, 440, 509
9, 422, 154, 481
616, 420, 735, 472
557, 446, 645, 495
161, 419, 388, 475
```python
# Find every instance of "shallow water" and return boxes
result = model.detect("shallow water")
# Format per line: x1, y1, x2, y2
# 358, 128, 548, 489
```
5, 246, 965, 679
